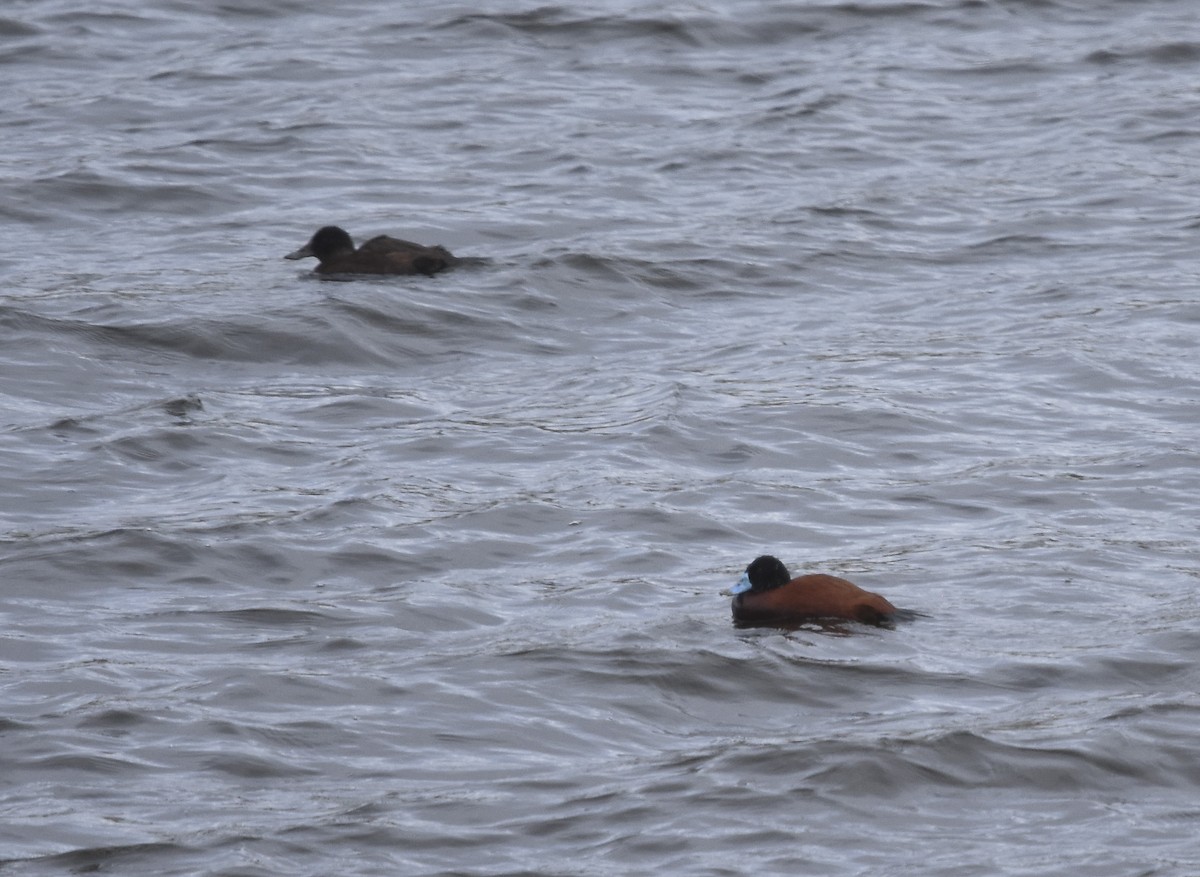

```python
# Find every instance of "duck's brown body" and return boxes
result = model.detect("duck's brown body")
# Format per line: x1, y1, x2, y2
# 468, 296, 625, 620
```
732, 572, 896, 625
731, 556, 896, 626
286, 226, 454, 276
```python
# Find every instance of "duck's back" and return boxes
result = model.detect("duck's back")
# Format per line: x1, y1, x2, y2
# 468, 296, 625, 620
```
358, 235, 447, 257
735, 573, 896, 624
317, 236, 454, 276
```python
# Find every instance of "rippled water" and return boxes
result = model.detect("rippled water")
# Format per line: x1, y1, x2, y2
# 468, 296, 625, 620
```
4, 1, 1200, 874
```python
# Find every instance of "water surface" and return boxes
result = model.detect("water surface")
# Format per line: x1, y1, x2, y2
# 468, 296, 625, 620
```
3, 1, 1200, 874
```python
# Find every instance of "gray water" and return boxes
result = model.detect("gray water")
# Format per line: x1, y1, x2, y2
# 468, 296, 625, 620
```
3, 1, 1200, 874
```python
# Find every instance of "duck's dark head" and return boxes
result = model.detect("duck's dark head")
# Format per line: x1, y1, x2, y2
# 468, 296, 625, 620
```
731, 555, 791, 595
285, 226, 355, 262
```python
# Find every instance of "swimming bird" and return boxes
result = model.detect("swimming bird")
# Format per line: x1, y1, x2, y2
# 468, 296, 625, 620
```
285, 225, 454, 276
730, 555, 897, 626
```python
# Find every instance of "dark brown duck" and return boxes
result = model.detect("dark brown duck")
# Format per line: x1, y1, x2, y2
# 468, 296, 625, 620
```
285, 226, 455, 276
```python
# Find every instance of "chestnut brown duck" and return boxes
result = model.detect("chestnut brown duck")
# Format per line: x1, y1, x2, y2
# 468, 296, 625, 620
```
285, 226, 455, 276
729, 555, 899, 626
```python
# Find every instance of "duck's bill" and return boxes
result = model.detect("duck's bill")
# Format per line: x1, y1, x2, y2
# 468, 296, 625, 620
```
284, 244, 313, 260
729, 571, 752, 595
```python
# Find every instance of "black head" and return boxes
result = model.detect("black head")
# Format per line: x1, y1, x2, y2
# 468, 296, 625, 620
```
743, 555, 792, 592
285, 226, 356, 262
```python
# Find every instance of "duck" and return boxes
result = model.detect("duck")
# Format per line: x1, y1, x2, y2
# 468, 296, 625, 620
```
285, 226, 455, 276
729, 555, 897, 626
